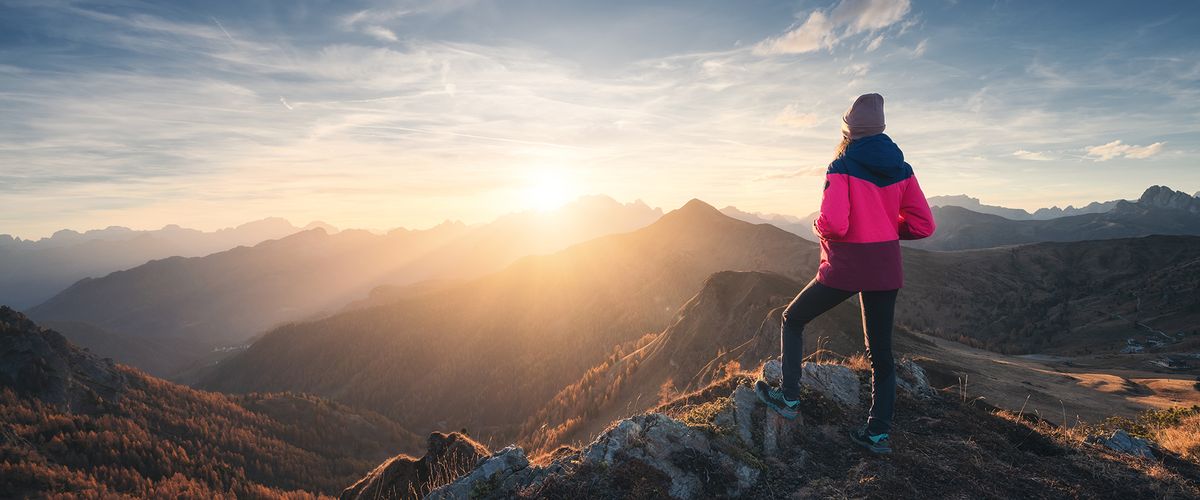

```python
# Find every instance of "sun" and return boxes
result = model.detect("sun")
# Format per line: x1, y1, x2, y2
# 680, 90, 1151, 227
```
525, 171, 574, 212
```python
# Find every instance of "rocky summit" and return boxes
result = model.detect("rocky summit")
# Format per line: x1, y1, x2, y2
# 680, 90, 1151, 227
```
1140, 185, 1200, 213
0, 306, 126, 413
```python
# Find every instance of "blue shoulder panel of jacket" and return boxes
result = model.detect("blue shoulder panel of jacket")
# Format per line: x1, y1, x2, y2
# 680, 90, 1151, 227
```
825, 158, 913, 188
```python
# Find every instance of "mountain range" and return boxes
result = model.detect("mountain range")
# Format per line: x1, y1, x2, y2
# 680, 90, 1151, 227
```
25, 196, 661, 378
17, 185, 1200, 381
926, 194, 1121, 220
908, 186, 1200, 251
200, 200, 819, 443
0, 218, 320, 309
199, 199, 1200, 451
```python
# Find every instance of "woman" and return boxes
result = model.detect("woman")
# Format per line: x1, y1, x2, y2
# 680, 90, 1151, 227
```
756, 93, 935, 455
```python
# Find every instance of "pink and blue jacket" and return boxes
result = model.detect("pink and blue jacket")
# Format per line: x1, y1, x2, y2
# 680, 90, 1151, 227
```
812, 134, 935, 291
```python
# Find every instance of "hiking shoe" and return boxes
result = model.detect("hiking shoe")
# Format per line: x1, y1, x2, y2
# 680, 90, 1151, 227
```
849, 426, 892, 455
755, 380, 800, 420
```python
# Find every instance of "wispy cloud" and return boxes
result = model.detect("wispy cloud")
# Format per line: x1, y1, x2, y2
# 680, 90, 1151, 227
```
774, 104, 823, 129
754, 0, 912, 55
1084, 140, 1166, 161
339, 8, 408, 42
1012, 150, 1053, 161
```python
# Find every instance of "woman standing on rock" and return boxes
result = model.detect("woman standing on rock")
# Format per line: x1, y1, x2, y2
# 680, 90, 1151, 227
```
756, 93, 936, 455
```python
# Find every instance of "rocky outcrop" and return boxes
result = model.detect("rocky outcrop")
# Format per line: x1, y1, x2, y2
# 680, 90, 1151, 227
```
415, 360, 937, 499
0, 306, 126, 413
341, 431, 488, 500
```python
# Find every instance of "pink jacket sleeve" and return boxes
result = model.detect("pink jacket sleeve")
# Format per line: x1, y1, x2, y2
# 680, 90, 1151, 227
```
898, 176, 936, 240
813, 173, 850, 240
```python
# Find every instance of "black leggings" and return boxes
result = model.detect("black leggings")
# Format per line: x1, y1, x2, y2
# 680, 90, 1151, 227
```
781, 278, 898, 434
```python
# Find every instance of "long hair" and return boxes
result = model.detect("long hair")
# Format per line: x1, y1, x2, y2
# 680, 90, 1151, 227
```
834, 136, 852, 159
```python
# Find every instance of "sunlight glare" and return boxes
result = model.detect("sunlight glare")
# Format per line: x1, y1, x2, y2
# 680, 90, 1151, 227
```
526, 170, 574, 212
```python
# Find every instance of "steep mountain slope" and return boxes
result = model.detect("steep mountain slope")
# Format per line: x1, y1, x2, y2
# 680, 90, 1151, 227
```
0, 218, 309, 309
0, 306, 420, 498
520, 268, 1200, 454
908, 187, 1200, 251
28, 196, 660, 378
201, 200, 822, 444
900, 234, 1200, 353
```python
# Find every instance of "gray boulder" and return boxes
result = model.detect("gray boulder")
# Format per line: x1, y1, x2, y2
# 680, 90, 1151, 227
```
801, 362, 861, 408
425, 446, 545, 499
896, 357, 936, 398
762, 358, 783, 386
1086, 429, 1156, 459
761, 358, 861, 407
579, 413, 759, 498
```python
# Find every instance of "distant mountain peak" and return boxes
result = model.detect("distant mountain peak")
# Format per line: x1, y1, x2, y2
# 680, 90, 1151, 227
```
1138, 185, 1200, 213
653, 199, 731, 229
677, 198, 723, 216
303, 220, 339, 233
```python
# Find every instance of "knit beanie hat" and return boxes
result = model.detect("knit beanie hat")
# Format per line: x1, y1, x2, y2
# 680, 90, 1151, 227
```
841, 93, 886, 140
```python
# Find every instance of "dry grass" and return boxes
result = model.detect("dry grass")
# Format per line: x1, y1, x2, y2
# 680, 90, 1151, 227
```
1156, 413, 1200, 460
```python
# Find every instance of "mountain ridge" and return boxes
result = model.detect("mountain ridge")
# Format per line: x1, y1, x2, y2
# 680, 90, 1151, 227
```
0, 306, 422, 497
27, 195, 662, 378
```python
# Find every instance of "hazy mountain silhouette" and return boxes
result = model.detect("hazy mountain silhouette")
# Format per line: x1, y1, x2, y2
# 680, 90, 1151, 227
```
0, 218, 312, 309
362, 195, 664, 305
201, 199, 821, 444
27, 224, 465, 378
27, 196, 661, 378
0, 306, 420, 497
718, 206, 816, 241
908, 186, 1200, 251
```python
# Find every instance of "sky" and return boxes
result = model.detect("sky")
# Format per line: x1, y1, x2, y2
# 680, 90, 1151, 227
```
1, 0, 1198, 239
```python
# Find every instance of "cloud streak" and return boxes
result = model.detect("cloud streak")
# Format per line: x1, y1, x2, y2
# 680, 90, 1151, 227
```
1084, 140, 1166, 161
754, 0, 911, 55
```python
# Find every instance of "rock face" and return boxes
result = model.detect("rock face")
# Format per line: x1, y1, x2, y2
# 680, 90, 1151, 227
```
0, 306, 126, 413
1139, 185, 1200, 213
341, 431, 488, 500
1087, 430, 1157, 459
